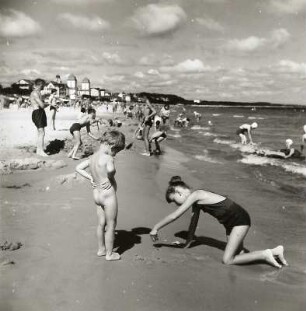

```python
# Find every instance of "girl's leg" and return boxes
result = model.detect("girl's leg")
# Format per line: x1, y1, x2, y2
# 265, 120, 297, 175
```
96, 205, 106, 256
223, 226, 282, 268
104, 195, 120, 261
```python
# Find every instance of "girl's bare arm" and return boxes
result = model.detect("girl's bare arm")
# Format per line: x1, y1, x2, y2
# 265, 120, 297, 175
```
75, 159, 93, 183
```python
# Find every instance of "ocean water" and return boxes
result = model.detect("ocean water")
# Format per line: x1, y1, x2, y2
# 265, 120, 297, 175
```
165, 106, 306, 199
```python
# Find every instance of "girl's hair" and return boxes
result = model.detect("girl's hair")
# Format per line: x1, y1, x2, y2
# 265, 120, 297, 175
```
165, 176, 190, 203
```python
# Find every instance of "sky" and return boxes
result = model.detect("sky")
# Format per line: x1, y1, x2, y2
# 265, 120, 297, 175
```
0, 0, 305, 104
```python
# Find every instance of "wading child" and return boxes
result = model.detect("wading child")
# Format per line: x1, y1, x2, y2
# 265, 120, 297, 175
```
67, 108, 99, 160
76, 130, 126, 261
236, 122, 258, 145
149, 124, 167, 155
150, 176, 288, 268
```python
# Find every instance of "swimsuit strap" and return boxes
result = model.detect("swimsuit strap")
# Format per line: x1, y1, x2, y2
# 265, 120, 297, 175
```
92, 179, 112, 190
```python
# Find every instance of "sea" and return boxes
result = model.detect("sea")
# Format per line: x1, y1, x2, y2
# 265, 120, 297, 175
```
165, 105, 306, 195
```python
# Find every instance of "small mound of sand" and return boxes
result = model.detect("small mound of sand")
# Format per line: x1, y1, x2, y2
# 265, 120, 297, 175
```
0, 158, 67, 174
0, 241, 23, 251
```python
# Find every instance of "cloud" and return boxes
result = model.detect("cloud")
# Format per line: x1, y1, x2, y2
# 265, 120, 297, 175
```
50, 0, 113, 4
278, 60, 306, 74
267, 0, 305, 14
134, 71, 145, 79
196, 17, 224, 32
102, 52, 123, 65
58, 13, 110, 32
226, 28, 290, 53
131, 4, 187, 36
0, 10, 41, 38
161, 59, 211, 73
21, 68, 41, 76
147, 69, 160, 75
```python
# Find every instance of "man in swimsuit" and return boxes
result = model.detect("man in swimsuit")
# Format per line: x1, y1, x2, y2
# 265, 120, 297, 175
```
30, 78, 48, 157
48, 89, 58, 130
67, 108, 100, 160
141, 98, 156, 156
236, 122, 258, 145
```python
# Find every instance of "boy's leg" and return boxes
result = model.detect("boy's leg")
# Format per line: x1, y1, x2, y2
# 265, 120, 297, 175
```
143, 125, 151, 154
96, 205, 106, 256
223, 226, 281, 268
37, 128, 48, 156
104, 195, 120, 261
71, 131, 81, 159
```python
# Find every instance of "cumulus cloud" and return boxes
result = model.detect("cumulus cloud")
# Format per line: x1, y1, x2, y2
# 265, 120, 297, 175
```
267, 0, 305, 14
161, 59, 211, 73
226, 28, 290, 53
147, 69, 160, 75
21, 68, 41, 76
131, 4, 187, 36
134, 71, 145, 78
196, 17, 224, 32
50, 0, 113, 4
278, 60, 306, 74
58, 13, 110, 32
102, 52, 123, 65
0, 10, 41, 38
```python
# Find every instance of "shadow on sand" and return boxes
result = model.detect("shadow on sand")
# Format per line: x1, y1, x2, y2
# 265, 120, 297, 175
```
114, 227, 151, 255
153, 230, 227, 251
45, 139, 66, 155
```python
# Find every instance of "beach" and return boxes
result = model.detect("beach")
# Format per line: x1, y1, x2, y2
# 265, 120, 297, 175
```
1, 107, 305, 311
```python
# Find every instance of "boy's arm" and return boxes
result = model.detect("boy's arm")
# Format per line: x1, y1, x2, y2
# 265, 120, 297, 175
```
184, 207, 201, 248
75, 159, 93, 183
33, 91, 46, 109
86, 124, 100, 140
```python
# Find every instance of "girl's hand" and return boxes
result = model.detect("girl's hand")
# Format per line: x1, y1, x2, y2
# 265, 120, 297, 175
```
150, 230, 159, 242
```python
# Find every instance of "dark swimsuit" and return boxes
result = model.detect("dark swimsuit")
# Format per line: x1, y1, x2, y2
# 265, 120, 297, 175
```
279, 148, 302, 159
236, 128, 248, 135
195, 197, 251, 235
50, 105, 57, 111
32, 108, 47, 128
69, 123, 82, 135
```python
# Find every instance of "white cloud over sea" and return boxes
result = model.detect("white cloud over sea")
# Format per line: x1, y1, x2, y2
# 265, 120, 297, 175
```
266, 0, 305, 14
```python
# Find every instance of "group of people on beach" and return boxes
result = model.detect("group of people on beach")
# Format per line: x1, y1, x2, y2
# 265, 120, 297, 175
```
29, 78, 295, 268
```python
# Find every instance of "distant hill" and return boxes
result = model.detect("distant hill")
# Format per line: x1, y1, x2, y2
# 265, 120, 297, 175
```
135, 92, 305, 109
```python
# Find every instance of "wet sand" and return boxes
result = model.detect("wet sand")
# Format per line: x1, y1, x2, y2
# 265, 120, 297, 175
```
1, 108, 305, 311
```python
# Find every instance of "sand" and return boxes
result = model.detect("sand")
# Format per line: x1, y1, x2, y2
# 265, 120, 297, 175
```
0, 107, 305, 311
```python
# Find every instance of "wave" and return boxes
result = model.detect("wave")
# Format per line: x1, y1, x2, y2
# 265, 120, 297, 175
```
212, 114, 221, 117
190, 125, 210, 130
233, 115, 244, 118
213, 138, 259, 153
168, 133, 182, 138
201, 132, 219, 137
248, 116, 265, 120
194, 150, 222, 164
239, 154, 306, 177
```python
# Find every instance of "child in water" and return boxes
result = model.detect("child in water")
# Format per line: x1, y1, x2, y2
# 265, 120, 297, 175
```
150, 176, 288, 268
76, 130, 125, 261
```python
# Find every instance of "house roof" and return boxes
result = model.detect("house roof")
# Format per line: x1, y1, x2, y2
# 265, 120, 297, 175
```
67, 74, 77, 81
82, 77, 90, 83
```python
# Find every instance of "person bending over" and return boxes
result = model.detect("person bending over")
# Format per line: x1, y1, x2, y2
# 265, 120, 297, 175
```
67, 108, 99, 160
150, 176, 288, 268
236, 122, 258, 145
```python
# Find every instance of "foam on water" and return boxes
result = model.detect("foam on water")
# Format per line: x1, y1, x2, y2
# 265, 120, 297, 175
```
239, 154, 306, 177
190, 125, 210, 130
168, 133, 182, 138
233, 115, 244, 118
194, 150, 222, 164
201, 132, 219, 137
212, 114, 220, 117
